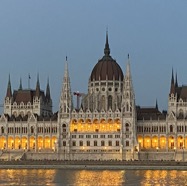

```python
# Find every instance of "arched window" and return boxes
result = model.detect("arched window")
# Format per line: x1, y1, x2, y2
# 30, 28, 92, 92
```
170, 125, 173, 133
87, 141, 90, 146
79, 141, 83, 146
108, 141, 112, 146
126, 141, 129, 147
31, 126, 34, 134
101, 140, 105, 146
72, 141, 76, 146
1, 127, 4, 134
126, 123, 129, 132
62, 124, 66, 132
94, 141, 97, 146
108, 95, 112, 109
116, 141, 120, 146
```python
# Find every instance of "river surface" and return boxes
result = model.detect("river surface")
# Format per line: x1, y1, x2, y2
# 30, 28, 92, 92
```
0, 169, 187, 186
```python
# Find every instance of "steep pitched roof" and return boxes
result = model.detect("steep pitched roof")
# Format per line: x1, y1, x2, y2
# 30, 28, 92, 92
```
136, 106, 166, 120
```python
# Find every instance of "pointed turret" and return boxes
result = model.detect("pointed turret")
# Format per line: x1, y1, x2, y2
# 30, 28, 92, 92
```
175, 72, 178, 88
46, 77, 51, 101
35, 73, 40, 98
59, 56, 73, 117
170, 68, 175, 95
104, 30, 110, 56
6, 74, 12, 98
19, 77, 23, 90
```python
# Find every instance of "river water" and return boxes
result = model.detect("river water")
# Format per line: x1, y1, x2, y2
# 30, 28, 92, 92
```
0, 169, 187, 186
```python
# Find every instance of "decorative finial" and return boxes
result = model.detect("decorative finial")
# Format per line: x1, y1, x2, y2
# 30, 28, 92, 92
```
104, 30, 110, 56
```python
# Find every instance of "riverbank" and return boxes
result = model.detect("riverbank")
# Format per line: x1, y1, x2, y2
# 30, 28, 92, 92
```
1, 160, 187, 170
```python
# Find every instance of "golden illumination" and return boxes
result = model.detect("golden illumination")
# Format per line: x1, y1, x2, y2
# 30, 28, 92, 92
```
70, 119, 121, 132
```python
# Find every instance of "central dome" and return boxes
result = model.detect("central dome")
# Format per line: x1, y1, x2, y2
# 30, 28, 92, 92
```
90, 33, 124, 81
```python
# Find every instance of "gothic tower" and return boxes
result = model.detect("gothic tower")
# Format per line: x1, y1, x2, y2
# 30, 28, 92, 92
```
58, 57, 73, 155
121, 55, 137, 159
4, 75, 12, 116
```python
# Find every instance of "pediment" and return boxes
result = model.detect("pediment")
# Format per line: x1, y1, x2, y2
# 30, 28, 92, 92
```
0, 114, 7, 123
167, 111, 176, 120
28, 114, 37, 122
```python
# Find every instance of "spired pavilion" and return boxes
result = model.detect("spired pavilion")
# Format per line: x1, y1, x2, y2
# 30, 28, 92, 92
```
0, 33, 186, 161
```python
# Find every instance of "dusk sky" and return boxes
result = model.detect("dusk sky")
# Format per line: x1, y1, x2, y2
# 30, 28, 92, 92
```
0, 1, 187, 112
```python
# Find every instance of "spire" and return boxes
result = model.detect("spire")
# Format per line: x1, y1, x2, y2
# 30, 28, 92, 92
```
35, 73, 40, 97
46, 77, 51, 101
170, 68, 175, 95
175, 72, 178, 88
104, 30, 110, 56
65, 56, 69, 77
126, 54, 131, 77
155, 99, 158, 110
19, 77, 23, 90
6, 74, 12, 98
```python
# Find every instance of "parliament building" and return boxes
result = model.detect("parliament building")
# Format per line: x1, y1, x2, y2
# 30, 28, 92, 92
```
0, 33, 186, 161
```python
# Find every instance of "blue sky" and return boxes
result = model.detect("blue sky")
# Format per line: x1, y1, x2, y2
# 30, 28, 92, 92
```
0, 1, 187, 112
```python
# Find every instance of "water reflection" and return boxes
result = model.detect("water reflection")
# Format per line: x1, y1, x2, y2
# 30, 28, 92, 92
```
0, 169, 187, 185
74, 170, 125, 186
140, 170, 187, 186
0, 169, 56, 186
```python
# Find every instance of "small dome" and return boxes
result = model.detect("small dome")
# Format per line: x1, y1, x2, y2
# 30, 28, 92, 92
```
90, 33, 124, 81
